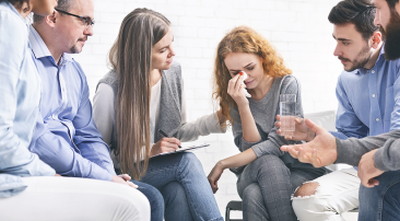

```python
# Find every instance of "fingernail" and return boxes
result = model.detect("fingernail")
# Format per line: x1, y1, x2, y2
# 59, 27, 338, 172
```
239, 71, 243, 75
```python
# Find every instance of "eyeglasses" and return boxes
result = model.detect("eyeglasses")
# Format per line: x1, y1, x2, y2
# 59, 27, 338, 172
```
55, 8, 95, 27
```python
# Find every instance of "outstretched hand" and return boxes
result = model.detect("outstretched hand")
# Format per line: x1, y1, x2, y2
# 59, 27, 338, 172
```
280, 119, 337, 167
275, 115, 316, 141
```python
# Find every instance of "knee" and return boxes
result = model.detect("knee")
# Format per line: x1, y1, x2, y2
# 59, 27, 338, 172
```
180, 152, 203, 170
292, 182, 325, 221
294, 182, 319, 197
181, 152, 199, 163
113, 187, 152, 221
242, 184, 264, 210
162, 182, 186, 204
252, 155, 289, 176
136, 182, 164, 211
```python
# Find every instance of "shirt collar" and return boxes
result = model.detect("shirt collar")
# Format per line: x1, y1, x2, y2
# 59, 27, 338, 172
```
28, 25, 73, 64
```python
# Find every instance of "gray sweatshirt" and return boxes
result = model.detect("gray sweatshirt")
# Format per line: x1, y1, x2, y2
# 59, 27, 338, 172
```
336, 130, 400, 171
231, 75, 303, 157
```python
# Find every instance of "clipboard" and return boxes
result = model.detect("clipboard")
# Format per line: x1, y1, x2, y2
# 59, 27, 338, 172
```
151, 143, 210, 158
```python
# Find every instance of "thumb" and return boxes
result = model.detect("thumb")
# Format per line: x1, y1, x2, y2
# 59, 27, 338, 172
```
304, 119, 321, 134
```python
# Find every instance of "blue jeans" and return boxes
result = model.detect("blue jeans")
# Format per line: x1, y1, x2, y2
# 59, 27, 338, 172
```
141, 152, 223, 221
132, 180, 164, 221
359, 170, 400, 221
236, 153, 328, 221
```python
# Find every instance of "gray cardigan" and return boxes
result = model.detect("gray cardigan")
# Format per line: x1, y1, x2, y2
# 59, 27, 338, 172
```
96, 62, 223, 152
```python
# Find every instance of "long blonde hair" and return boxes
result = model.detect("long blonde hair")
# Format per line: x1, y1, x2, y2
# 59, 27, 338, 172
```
108, 8, 170, 179
213, 26, 292, 125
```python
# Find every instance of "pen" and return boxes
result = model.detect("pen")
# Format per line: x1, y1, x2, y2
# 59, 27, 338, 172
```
159, 129, 182, 148
158, 129, 169, 138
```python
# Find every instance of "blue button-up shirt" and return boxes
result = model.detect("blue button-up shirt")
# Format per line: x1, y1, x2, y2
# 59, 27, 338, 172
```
0, 2, 55, 197
333, 47, 400, 139
28, 26, 116, 181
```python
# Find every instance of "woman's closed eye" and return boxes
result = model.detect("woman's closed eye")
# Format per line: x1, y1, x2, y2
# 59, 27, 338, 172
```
245, 65, 255, 71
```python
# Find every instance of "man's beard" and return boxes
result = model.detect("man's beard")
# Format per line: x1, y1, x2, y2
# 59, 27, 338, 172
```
339, 44, 372, 72
381, 11, 400, 60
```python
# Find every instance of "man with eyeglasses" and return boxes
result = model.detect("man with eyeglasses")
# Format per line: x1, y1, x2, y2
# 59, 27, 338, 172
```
27, 0, 163, 220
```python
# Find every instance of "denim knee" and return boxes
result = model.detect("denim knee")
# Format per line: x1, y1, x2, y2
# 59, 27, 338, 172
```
180, 152, 201, 166
132, 180, 164, 221
162, 182, 193, 221
162, 182, 186, 204
178, 152, 204, 173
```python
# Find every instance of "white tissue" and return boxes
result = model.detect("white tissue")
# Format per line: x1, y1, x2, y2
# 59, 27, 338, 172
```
240, 71, 252, 98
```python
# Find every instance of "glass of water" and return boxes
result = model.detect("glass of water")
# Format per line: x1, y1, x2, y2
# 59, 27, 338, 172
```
279, 94, 296, 137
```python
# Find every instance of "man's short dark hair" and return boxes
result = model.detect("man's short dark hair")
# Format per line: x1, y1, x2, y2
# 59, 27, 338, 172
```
33, 0, 72, 22
328, 0, 378, 40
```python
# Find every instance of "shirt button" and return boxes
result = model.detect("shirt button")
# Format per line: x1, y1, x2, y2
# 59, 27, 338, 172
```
371, 70, 375, 73
376, 118, 380, 122
372, 94, 376, 98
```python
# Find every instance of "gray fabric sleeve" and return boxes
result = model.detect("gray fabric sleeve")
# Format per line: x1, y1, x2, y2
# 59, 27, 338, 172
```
232, 75, 303, 157
178, 112, 226, 142
375, 137, 400, 171
176, 81, 226, 142
336, 130, 400, 166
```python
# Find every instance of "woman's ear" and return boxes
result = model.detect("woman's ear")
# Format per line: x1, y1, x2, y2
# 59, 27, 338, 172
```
371, 31, 382, 49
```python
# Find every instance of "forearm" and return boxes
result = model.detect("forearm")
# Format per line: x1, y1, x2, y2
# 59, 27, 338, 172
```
0, 136, 55, 176
336, 130, 400, 166
251, 131, 288, 157
375, 135, 400, 171
77, 141, 116, 175
74, 86, 116, 175
218, 148, 257, 169
31, 131, 113, 180
177, 112, 225, 142
238, 105, 261, 142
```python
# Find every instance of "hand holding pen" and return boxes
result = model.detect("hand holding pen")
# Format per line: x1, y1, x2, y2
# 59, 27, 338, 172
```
150, 129, 182, 156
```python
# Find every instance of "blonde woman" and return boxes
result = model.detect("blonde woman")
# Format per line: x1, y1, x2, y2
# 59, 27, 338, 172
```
93, 8, 224, 221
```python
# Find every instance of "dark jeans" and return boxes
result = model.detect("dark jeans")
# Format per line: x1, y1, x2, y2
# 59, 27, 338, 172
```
359, 170, 400, 221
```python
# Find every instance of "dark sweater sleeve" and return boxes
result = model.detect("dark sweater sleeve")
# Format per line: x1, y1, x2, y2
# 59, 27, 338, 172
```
375, 136, 400, 171
336, 130, 400, 166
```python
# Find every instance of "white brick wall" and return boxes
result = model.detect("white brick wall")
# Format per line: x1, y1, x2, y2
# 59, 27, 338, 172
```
74, 0, 342, 216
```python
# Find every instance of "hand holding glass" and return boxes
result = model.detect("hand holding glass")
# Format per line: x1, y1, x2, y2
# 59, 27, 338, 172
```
279, 94, 296, 137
